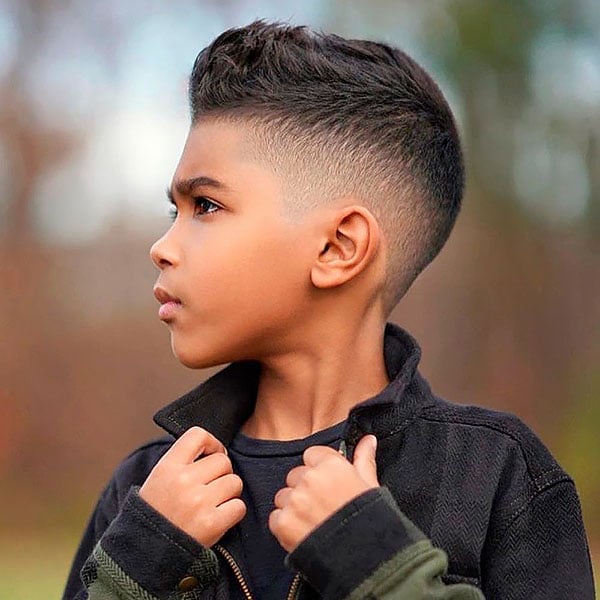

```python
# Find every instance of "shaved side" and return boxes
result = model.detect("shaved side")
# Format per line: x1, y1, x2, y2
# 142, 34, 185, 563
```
188, 21, 464, 313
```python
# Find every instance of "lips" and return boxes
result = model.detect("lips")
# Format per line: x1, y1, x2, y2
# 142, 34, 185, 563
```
153, 286, 182, 305
153, 286, 182, 321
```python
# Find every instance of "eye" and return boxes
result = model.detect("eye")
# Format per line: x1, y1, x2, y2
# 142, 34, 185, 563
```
166, 197, 220, 223
193, 197, 220, 217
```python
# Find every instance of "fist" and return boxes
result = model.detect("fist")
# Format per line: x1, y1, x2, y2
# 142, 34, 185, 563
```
269, 434, 379, 553
139, 426, 246, 547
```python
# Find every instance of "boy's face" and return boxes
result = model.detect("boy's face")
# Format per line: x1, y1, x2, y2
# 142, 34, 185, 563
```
150, 118, 319, 368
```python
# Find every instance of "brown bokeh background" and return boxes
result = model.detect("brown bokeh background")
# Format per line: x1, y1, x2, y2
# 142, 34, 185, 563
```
1, 1, 598, 597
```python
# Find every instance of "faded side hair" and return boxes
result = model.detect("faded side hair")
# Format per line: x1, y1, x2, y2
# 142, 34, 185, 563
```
188, 20, 464, 313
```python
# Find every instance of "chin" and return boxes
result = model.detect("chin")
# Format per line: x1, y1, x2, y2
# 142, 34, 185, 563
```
171, 337, 230, 370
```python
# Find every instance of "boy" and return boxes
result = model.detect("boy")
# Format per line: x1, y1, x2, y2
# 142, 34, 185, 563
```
63, 21, 594, 600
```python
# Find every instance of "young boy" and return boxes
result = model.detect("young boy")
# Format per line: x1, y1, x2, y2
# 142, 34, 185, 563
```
63, 21, 594, 600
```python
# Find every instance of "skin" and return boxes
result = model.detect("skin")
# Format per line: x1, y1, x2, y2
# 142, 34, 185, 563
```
270, 433, 380, 552
142, 117, 390, 552
139, 427, 246, 547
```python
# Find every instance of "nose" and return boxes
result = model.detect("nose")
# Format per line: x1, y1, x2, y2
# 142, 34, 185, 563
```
149, 230, 179, 270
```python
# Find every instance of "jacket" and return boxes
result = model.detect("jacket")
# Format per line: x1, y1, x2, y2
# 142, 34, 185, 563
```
63, 323, 595, 599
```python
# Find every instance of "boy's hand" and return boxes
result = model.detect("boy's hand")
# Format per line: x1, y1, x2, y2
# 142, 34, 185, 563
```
269, 434, 379, 553
139, 426, 246, 547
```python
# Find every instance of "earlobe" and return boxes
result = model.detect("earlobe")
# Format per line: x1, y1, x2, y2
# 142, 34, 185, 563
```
310, 206, 380, 290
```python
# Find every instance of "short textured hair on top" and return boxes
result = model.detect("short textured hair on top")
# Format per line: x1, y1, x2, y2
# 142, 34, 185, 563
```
188, 20, 465, 313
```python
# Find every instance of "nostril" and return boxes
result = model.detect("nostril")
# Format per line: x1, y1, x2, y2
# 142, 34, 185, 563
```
150, 242, 167, 269
149, 234, 178, 268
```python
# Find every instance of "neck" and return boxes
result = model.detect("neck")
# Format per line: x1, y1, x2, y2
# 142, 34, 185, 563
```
241, 311, 390, 440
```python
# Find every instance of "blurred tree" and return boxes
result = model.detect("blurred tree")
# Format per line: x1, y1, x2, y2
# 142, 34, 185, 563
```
1, 1, 79, 242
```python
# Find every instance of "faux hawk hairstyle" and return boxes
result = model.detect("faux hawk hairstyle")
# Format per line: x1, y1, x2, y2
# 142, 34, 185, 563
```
188, 20, 464, 313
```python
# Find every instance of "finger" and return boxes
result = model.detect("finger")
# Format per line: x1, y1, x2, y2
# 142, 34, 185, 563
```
286, 465, 310, 488
193, 452, 233, 484
215, 497, 247, 530
353, 434, 379, 487
268, 507, 282, 536
207, 473, 244, 505
166, 426, 227, 464
303, 445, 343, 467
268, 508, 300, 553
273, 487, 293, 509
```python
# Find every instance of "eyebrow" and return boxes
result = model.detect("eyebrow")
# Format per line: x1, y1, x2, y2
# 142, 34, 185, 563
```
167, 175, 229, 202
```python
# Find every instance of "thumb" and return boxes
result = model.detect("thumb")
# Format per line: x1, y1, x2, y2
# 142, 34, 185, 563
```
352, 434, 379, 487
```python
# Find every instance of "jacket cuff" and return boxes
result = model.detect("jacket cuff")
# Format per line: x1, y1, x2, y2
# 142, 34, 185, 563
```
86, 486, 219, 599
285, 486, 425, 600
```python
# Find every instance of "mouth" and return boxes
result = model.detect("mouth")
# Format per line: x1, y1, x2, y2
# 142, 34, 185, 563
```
153, 285, 182, 321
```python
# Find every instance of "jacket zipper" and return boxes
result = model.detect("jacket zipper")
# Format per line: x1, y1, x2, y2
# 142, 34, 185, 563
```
212, 438, 346, 598
213, 544, 254, 600
286, 573, 302, 600
213, 544, 302, 600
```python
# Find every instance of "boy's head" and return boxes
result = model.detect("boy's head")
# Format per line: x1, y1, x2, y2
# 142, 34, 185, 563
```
151, 21, 464, 368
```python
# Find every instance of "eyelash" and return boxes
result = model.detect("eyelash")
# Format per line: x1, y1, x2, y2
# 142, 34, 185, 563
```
168, 197, 220, 222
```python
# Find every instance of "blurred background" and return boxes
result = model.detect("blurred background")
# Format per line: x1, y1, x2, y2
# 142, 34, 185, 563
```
0, 0, 598, 597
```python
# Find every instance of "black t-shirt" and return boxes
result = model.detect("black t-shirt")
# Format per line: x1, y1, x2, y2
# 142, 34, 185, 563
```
228, 420, 346, 599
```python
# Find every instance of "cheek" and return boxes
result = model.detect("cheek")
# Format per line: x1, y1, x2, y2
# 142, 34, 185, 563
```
170, 224, 312, 364
239, 233, 310, 305
190, 223, 309, 309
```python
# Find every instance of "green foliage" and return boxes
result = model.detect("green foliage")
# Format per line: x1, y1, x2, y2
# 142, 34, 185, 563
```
559, 368, 600, 530
445, 0, 540, 74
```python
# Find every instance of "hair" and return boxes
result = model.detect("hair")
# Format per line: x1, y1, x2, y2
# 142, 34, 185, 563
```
188, 20, 464, 313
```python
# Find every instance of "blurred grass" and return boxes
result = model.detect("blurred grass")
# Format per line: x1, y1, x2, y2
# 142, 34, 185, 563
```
0, 534, 77, 600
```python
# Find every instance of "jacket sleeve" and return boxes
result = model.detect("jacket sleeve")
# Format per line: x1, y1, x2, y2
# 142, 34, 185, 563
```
62, 478, 118, 600
62, 441, 221, 600
80, 487, 220, 599
285, 486, 484, 600
481, 479, 595, 599
64, 486, 220, 600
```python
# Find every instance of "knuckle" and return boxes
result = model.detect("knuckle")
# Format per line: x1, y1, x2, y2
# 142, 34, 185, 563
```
290, 489, 310, 513
186, 425, 204, 439
271, 508, 285, 529
177, 469, 193, 488
303, 446, 316, 462
274, 488, 285, 504
289, 491, 303, 510
230, 474, 243, 490
192, 488, 208, 506
233, 498, 247, 518
222, 473, 242, 493
302, 468, 319, 485
268, 509, 279, 532
277, 509, 294, 531
285, 468, 298, 487
215, 453, 233, 471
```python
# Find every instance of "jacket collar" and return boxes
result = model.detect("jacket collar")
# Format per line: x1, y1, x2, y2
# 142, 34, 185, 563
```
153, 322, 435, 454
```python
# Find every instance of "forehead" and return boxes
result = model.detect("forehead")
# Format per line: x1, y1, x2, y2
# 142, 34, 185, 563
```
173, 118, 263, 185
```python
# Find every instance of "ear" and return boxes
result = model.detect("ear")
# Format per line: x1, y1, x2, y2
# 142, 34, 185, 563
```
310, 205, 381, 290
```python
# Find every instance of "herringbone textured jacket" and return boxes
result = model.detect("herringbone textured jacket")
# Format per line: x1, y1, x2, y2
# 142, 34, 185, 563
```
63, 324, 595, 599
